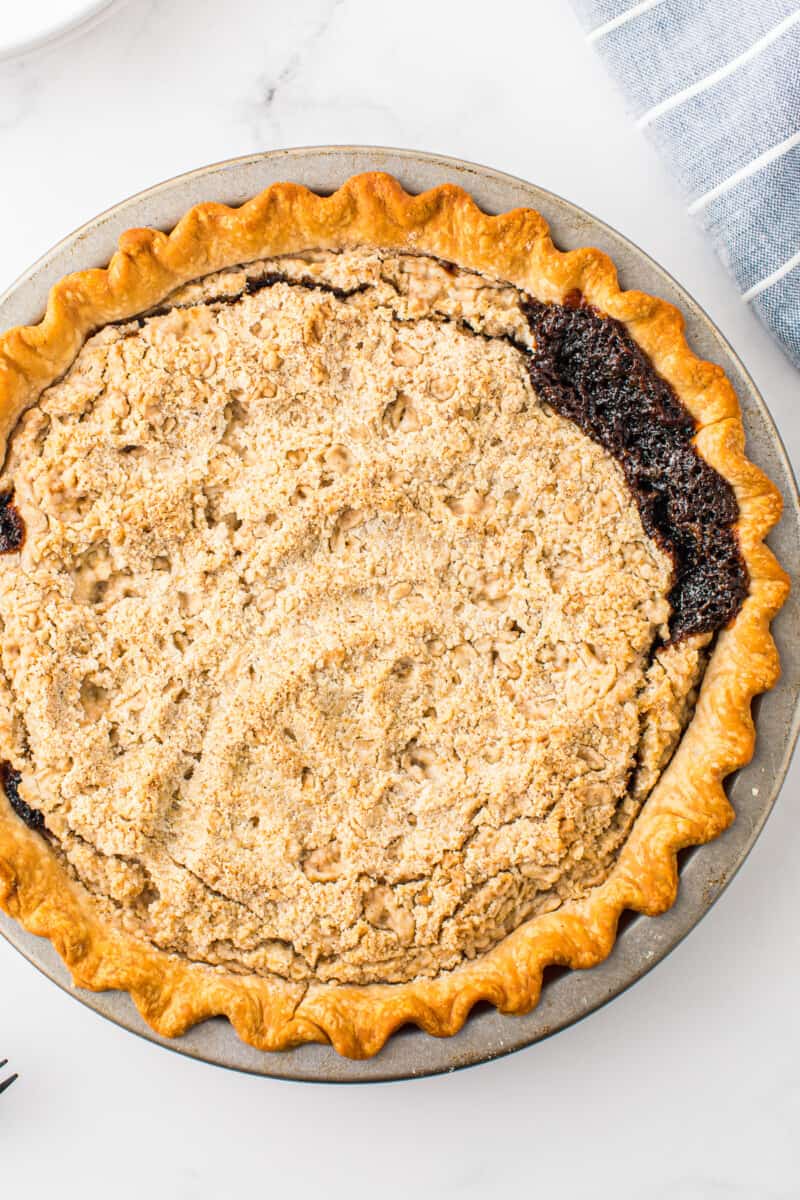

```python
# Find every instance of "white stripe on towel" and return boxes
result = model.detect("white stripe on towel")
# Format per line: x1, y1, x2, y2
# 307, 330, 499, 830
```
586, 0, 667, 44
637, 10, 800, 129
742, 246, 800, 301
688, 128, 800, 214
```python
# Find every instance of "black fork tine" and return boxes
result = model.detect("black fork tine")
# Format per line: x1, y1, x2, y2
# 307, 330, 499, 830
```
0, 1058, 18, 1094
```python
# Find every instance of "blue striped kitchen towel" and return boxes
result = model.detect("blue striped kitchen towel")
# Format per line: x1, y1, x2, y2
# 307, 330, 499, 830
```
570, 0, 800, 367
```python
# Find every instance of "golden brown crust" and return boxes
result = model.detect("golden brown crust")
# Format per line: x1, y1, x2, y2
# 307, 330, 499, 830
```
0, 173, 788, 1058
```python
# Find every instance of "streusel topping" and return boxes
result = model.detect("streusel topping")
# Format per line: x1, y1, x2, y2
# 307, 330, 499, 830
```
0, 250, 707, 984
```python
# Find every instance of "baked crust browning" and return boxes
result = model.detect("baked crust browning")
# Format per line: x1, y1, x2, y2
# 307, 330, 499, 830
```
0, 174, 788, 1057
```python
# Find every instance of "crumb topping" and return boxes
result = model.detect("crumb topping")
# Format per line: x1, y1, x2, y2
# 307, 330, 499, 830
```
0, 249, 708, 984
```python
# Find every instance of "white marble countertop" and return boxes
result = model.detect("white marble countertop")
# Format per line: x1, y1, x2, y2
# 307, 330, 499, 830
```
1, 2, 798, 1196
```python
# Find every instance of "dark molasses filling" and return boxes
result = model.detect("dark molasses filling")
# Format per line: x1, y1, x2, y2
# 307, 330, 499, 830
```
521, 294, 748, 643
0, 489, 25, 554
243, 272, 370, 304
119, 272, 369, 334
0, 762, 44, 832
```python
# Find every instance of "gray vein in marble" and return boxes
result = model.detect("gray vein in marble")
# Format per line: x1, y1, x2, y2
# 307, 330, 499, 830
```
261, 0, 344, 113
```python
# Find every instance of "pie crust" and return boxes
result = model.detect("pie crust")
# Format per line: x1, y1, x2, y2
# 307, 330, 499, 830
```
0, 173, 788, 1058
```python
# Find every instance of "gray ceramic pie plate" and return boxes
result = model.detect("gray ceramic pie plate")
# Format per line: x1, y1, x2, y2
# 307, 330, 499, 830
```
0, 147, 798, 1083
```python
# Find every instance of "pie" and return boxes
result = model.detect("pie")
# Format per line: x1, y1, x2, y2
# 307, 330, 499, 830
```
0, 174, 787, 1058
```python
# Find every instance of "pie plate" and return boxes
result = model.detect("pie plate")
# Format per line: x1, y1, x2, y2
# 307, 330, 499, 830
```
1, 147, 798, 1082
